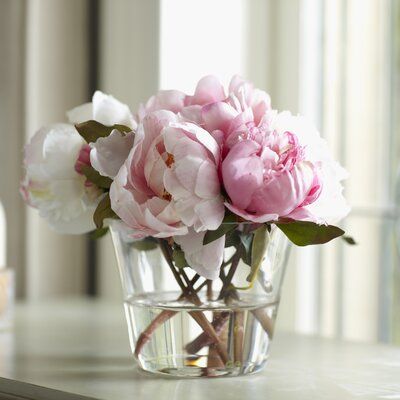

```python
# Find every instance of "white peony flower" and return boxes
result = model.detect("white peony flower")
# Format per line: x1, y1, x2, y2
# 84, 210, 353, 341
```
67, 91, 136, 180
20, 124, 101, 234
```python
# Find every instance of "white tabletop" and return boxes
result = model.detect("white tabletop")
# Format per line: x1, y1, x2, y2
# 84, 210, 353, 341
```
0, 299, 399, 400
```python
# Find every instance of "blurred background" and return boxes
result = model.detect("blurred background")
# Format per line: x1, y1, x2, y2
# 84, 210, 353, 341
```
0, 0, 399, 344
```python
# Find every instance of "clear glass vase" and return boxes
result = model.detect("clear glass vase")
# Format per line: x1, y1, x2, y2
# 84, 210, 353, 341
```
111, 223, 290, 378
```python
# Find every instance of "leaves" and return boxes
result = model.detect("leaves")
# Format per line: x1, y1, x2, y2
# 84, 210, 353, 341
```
203, 213, 238, 245
90, 226, 109, 239
276, 221, 344, 246
131, 238, 159, 251
81, 165, 112, 189
75, 120, 131, 144
93, 194, 117, 229
246, 225, 269, 283
342, 235, 357, 245
225, 230, 241, 248
172, 248, 187, 269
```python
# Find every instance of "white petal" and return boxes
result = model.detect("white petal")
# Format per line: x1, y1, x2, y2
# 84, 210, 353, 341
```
42, 124, 84, 180
90, 130, 134, 178
174, 229, 225, 280
92, 91, 136, 129
66, 103, 93, 124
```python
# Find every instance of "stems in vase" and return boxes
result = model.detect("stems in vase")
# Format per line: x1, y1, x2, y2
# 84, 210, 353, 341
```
233, 311, 244, 364
158, 239, 230, 364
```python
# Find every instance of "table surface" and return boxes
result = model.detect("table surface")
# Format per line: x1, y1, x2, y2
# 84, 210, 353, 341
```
0, 299, 399, 400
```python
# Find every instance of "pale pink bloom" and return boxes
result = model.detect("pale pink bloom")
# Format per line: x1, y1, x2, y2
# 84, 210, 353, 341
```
20, 124, 100, 234
227, 75, 271, 124
109, 111, 188, 238
163, 122, 224, 232
137, 75, 227, 125
222, 116, 321, 223
174, 229, 225, 280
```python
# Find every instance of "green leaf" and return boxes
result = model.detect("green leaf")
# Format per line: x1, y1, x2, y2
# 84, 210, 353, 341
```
113, 124, 132, 134
172, 249, 187, 269
81, 165, 112, 189
90, 226, 109, 239
342, 235, 357, 245
276, 221, 344, 246
203, 213, 238, 245
93, 194, 116, 229
225, 230, 240, 248
246, 225, 269, 283
75, 120, 131, 143
131, 238, 159, 251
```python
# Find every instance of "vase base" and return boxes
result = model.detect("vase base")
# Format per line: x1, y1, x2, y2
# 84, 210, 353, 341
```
138, 356, 267, 378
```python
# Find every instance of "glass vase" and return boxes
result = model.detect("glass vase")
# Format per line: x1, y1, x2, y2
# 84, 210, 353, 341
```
111, 223, 290, 378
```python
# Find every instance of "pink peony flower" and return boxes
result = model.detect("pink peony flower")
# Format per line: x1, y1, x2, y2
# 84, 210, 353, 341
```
110, 110, 188, 238
110, 108, 226, 238
221, 118, 320, 223
219, 108, 349, 224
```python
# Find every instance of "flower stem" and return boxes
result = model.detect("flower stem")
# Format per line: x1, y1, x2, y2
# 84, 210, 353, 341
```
233, 310, 244, 364
185, 311, 230, 354
134, 274, 205, 357
136, 239, 230, 364
218, 250, 241, 300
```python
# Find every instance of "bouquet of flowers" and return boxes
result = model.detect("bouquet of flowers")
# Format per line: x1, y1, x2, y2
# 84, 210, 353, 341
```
21, 75, 353, 376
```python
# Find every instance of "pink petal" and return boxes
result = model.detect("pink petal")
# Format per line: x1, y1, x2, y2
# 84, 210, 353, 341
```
169, 122, 220, 164
285, 207, 323, 224
189, 75, 226, 106
202, 102, 237, 133
144, 90, 186, 115
163, 169, 191, 199
222, 140, 264, 210
249, 163, 315, 216
195, 160, 220, 198
193, 198, 224, 231
179, 105, 202, 124
225, 203, 278, 223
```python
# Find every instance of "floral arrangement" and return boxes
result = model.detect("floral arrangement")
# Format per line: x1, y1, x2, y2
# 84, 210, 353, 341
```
20, 75, 354, 373
21, 75, 352, 277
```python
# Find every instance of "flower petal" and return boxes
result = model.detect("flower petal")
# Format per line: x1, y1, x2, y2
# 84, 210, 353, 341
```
174, 229, 225, 280
187, 75, 226, 106
92, 91, 137, 129
90, 130, 134, 178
